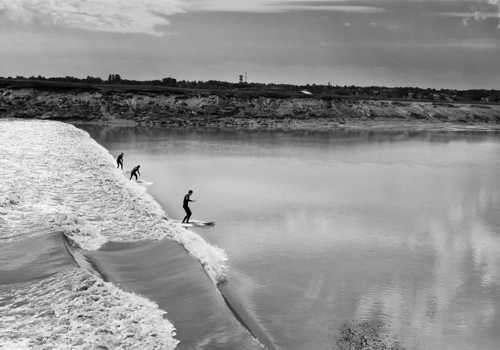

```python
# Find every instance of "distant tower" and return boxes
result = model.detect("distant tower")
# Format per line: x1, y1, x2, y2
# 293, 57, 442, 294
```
245, 72, 247, 83
239, 75, 244, 84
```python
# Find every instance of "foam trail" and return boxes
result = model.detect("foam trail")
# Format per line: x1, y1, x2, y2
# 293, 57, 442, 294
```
0, 269, 179, 349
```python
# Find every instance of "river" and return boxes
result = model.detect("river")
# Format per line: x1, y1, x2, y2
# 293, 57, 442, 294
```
75, 124, 500, 350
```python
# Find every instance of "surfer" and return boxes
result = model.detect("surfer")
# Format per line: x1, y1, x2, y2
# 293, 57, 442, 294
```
182, 190, 196, 224
130, 165, 141, 181
117, 152, 124, 170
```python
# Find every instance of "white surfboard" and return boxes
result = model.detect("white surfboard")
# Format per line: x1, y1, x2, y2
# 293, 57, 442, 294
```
175, 220, 215, 228
136, 179, 154, 186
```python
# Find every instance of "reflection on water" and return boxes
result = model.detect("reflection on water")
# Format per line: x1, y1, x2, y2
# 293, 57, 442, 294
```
76, 124, 500, 350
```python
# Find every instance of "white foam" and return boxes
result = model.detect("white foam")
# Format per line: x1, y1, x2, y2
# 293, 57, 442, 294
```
0, 269, 179, 349
0, 120, 227, 284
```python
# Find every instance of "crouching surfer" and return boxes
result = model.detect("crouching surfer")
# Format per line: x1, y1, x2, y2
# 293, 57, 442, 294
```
130, 165, 141, 181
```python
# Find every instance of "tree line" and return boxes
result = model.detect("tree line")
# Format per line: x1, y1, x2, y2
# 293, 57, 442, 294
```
2, 74, 499, 102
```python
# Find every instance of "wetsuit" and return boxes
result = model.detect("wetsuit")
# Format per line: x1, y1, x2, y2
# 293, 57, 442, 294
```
130, 166, 140, 180
182, 194, 193, 223
117, 154, 123, 169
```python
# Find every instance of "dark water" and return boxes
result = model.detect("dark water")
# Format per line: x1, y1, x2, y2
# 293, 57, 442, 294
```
80, 240, 260, 350
76, 124, 500, 350
0, 232, 78, 285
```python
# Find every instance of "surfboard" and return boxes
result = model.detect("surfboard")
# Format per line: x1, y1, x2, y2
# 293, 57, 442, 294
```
175, 220, 215, 228
136, 179, 154, 186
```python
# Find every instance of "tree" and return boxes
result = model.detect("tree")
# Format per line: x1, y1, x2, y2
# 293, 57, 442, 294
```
162, 77, 177, 87
108, 74, 122, 84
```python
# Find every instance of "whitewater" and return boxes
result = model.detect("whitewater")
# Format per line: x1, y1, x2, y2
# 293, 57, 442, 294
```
0, 120, 261, 349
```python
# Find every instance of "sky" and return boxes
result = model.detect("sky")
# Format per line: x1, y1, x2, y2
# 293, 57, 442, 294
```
0, 0, 499, 90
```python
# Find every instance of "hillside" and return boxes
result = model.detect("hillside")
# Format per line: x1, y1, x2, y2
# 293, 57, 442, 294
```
1, 80, 500, 130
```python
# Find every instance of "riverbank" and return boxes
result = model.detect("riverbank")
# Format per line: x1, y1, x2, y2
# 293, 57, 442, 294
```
1, 85, 500, 131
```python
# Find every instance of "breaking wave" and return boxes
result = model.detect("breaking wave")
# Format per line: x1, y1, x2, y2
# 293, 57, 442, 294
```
0, 268, 179, 349
0, 119, 247, 349
0, 119, 228, 284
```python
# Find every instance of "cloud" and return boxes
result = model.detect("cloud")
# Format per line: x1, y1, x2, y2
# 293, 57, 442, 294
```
0, 0, 188, 36
0, 0, 387, 37
441, 11, 499, 20
3, 0, 499, 39
435, 0, 500, 28
437, 38, 500, 49
0, 0, 386, 36
367, 38, 500, 50
188, 0, 384, 13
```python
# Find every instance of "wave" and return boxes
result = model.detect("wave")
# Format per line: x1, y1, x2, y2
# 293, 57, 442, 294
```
72, 239, 263, 349
0, 230, 178, 348
0, 231, 77, 285
1, 229, 262, 349
0, 268, 179, 349
0, 119, 267, 349
0, 119, 227, 285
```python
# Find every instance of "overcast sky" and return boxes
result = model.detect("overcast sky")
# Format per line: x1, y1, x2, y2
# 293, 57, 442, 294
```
1, 0, 499, 89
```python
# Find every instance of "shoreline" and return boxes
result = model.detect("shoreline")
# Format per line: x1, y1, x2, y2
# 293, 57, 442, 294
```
1, 86, 499, 132
71, 118, 500, 132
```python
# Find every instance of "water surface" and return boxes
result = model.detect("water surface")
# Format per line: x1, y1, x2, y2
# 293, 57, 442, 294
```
78, 125, 500, 350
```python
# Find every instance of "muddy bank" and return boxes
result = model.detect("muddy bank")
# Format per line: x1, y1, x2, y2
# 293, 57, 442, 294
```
1, 86, 500, 130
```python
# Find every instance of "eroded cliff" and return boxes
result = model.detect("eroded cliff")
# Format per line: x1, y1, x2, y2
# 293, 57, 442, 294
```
1, 87, 499, 130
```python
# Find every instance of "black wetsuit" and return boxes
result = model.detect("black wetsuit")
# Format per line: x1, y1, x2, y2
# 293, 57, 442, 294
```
117, 154, 123, 169
130, 166, 140, 180
182, 194, 193, 223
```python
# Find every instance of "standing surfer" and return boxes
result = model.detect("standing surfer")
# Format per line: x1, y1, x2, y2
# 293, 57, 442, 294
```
117, 152, 124, 170
130, 165, 141, 181
182, 190, 196, 224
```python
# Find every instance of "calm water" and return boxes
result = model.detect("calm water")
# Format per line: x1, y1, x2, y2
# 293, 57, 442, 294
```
77, 125, 500, 350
